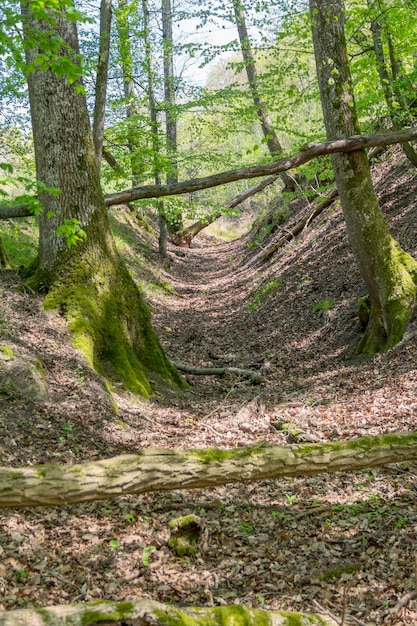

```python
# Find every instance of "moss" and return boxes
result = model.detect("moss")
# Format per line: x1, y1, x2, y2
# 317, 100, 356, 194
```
38, 230, 186, 398
80, 600, 134, 624
0, 345, 15, 360
320, 563, 360, 581
355, 237, 417, 357
193, 443, 269, 465
168, 515, 201, 557
154, 606, 325, 626
297, 431, 417, 455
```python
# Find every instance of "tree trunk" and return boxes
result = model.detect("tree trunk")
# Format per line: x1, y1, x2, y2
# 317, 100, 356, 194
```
142, 0, 167, 256
0, 598, 338, 626
310, 0, 417, 356
232, 0, 294, 191
162, 0, 182, 233
21, 0, 183, 396
1, 129, 416, 221
116, 0, 141, 186
1, 432, 417, 508
93, 0, 112, 173
369, 9, 417, 167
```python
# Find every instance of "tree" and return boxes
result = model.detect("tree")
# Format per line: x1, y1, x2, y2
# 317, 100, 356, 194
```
231, 0, 294, 191
367, 0, 417, 167
92, 0, 113, 173
309, 0, 417, 356
21, 0, 183, 396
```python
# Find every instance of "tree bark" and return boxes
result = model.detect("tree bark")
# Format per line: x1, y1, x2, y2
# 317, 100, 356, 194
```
0, 598, 338, 626
93, 0, 112, 173
20, 0, 183, 396
1, 432, 417, 508
310, 0, 417, 355
0, 129, 416, 221
232, 0, 294, 190
162, 0, 182, 233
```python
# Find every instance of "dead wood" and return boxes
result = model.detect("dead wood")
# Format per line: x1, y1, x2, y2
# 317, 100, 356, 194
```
262, 187, 339, 262
0, 129, 415, 220
0, 598, 338, 625
172, 361, 266, 383
1, 432, 417, 509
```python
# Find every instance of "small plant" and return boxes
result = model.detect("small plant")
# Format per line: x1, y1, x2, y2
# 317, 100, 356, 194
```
247, 278, 280, 312
142, 545, 156, 566
124, 513, 135, 523
239, 522, 255, 536
312, 297, 336, 312
75, 365, 85, 383
285, 493, 297, 505
109, 539, 120, 549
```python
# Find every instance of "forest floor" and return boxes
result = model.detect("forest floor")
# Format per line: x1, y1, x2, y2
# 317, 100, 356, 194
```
1, 147, 417, 624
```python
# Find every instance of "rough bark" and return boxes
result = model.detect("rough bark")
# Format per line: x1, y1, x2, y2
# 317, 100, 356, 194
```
310, 0, 417, 355
232, 0, 294, 190
1, 432, 417, 509
0, 598, 338, 626
20, 0, 183, 396
0, 129, 415, 221
93, 0, 112, 173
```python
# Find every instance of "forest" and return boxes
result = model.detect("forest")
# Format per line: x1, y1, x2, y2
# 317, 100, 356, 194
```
0, 0, 417, 623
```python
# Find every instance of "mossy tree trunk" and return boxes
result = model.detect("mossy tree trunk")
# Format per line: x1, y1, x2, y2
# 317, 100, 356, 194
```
0, 598, 338, 625
310, 0, 417, 356
21, 0, 183, 396
1, 432, 417, 509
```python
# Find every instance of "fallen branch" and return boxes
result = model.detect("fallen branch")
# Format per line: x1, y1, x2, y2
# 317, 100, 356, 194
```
262, 187, 339, 262
171, 175, 280, 246
0, 598, 338, 626
172, 361, 266, 383
0, 128, 415, 219
1, 432, 417, 509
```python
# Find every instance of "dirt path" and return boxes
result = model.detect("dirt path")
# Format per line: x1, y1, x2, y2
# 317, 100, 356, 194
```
1, 148, 417, 622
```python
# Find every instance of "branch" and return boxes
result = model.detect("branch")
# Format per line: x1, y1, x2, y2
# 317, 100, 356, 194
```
0, 128, 414, 220
104, 128, 417, 206
0, 598, 338, 626
1, 432, 417, 509
262, 187, 339, 261
172, 361, 266, 383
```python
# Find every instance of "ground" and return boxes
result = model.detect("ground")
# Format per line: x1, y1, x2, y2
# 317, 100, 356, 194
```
0, 147, 417, 625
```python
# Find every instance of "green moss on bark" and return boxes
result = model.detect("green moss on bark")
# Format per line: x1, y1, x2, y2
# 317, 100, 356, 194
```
34, 226, 185, 397
355, 238, 417, 357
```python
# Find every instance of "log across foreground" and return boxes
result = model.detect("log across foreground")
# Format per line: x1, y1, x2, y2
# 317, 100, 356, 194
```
0, 598, 338, 625
1, 432, 417, 509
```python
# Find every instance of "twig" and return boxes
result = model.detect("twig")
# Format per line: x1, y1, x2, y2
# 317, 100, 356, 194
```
312, 599, 341, 625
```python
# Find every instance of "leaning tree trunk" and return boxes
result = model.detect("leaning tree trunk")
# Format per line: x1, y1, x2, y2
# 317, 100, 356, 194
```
310, 0, 417, 356
21, 0, 183, 396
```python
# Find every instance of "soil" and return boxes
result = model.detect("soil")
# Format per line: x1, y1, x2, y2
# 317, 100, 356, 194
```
1, 146, 417, 624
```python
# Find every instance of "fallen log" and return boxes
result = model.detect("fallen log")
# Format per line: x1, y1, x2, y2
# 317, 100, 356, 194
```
0, 128, 415, 219
1, 432, 417, 509
262, 187, 339, 262
172, 361, 266, 383
0, 598, 338, 626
